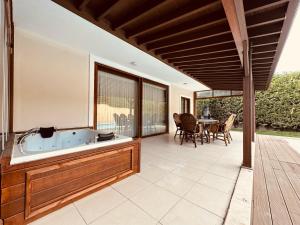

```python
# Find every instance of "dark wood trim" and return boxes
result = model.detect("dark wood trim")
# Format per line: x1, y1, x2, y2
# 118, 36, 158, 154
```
180, 96, 191, 114
93, 63, 98, 130
3, 0, 14, 133
93, 63, 169, 138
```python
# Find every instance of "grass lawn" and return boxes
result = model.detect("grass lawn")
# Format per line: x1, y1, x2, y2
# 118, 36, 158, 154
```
232, 128, 300, 138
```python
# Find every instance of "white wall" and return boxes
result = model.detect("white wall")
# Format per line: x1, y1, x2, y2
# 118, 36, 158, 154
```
13, 29, 89, 131
169, 84, 194, 132
13, 28, 196, 134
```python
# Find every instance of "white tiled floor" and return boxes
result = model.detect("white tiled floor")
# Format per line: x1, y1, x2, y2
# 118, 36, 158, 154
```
29, 132, 243, 225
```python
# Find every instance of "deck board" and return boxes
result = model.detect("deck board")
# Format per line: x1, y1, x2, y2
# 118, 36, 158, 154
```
252, 135, 300, 225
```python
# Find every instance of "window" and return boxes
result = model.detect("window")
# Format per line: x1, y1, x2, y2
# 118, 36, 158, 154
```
181, 97, 190, 114
142, 82, 168, 136
95, 69, 138, 137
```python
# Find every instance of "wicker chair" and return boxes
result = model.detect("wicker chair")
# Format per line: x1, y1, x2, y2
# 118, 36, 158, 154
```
180, 113, 203, 148
173, 113, 183, 139
208, 123, 219, 142
216, 114, 236, 146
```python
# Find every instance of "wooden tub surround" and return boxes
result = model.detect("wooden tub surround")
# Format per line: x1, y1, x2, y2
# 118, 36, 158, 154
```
0, 135, 141, 225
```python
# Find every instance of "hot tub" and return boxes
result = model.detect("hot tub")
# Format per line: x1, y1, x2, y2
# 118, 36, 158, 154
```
11, 128, 133, 165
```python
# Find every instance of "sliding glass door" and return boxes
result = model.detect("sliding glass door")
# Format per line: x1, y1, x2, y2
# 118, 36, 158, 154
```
142, 82, 168, 136
95, 70, 138, 137
94, 64, 169, 138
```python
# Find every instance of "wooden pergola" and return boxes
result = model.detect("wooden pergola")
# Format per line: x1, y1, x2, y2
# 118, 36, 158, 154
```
52, 0, 299, 168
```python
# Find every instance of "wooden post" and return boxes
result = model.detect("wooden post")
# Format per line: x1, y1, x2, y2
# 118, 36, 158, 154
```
249, 44, 255, 142
252, 86, 256, 142
242, 40, 252, 168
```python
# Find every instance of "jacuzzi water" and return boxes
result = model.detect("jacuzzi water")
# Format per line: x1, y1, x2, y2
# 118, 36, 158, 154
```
21, 129, 97, 153
11, 129, 133, 165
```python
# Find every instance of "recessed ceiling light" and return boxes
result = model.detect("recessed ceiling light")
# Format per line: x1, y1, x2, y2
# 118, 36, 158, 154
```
130, 61, 137, 66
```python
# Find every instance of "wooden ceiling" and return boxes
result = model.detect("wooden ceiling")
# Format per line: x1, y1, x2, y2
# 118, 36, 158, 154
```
52, 0, 298, 90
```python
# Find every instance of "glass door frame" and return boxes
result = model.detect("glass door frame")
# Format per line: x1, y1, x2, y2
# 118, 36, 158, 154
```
94, 63, 169, 138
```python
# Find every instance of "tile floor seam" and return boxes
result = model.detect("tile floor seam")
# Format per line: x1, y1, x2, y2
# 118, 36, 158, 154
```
157, 196, 183, 223
182, 196, 226, 221
111, 179, 151, 200
85, 196, 128, 225
196, 181, 236, 195
111, 184, 160, 223
150, 181, 194, 198
73, 203, 88, 225
205, 171, 239, 181
137, 169, 173, 183
170, 168, 208, 182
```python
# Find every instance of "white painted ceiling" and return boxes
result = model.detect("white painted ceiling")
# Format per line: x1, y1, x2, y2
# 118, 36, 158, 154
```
13, 0, 209, 91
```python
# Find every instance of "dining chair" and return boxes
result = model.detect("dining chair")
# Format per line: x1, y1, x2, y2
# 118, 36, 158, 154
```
180, 113, 203, 148
208, 123, 219, 142
173, 113, 183, 139
216, 114, 236, 146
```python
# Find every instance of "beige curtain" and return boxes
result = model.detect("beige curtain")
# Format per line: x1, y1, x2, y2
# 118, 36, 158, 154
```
142, 83, 167, 136
96, 71, 138, 137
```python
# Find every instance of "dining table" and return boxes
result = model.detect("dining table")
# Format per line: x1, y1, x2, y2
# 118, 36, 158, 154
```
197, 118, 219, 143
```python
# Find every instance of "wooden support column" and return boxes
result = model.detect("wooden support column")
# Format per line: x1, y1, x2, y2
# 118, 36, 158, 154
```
242, 40, 253, 168
252, 86, 256, 142
249, 44, 255, 142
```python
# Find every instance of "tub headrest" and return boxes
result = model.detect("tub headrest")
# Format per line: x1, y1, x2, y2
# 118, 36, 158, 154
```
39, 127, 56, 138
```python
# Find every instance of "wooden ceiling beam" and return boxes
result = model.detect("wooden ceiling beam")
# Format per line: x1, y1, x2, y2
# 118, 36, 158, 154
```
174, 56, 240, 66
193, 74, 243, 78
250, 33, 280, 46
190, 71, 243, 75
138, 12, 226, 45
162, 42, 237, 59
177, 59, 241, 68
252, 44, 277, 54
78, 0, 91, 10
245, 0, 289, 16
146, 24, 231, 51
188, 68, 243, 73
162, 46, 236, 59
113, 0, 166, 30
199, 81, 243, 85
246, 6, 287, 27
127, 1, 222, 38
96, 0, 119, 21
168, 50, 238, 63
247, 18, 285, 29
253, 66, 272, 69
183, 65, 242, 71
155, 33, 234, 55
248, 22, 283, 38
178, 61, 241, 69
252, 62, 273, 67
221, 0, 248, 65
252, 52, 275, 59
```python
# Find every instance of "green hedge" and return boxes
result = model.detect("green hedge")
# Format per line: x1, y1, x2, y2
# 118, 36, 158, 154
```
196, 72, 300, 131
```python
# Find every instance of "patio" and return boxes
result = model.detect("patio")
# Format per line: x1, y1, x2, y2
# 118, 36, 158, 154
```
1, 0, 299, 224
29, 132, 243, 225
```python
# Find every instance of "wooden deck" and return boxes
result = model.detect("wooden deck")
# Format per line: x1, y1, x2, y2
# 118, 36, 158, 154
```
252, 135, 300, 225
